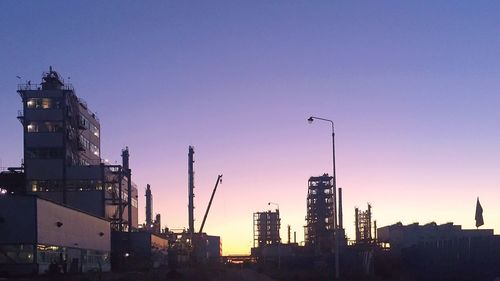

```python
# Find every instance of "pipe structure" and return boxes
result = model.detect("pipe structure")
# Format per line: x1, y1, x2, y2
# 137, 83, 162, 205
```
145, 184, 153, 226
338, 187, 343, 230
121, 147, 132, 232
288, 225, 291, 244
188, 146, 195, 234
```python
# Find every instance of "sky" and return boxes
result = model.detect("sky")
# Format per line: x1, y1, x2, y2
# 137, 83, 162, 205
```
1, 1, 500, 255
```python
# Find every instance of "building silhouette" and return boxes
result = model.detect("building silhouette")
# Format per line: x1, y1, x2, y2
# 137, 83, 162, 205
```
305, 174, 334, 253
16, 67, 138, 231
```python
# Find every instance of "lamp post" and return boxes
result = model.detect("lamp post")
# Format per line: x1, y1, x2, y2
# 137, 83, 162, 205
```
268, 202, 279, 211
268, 202, 281, 269
308, 116, 340, 279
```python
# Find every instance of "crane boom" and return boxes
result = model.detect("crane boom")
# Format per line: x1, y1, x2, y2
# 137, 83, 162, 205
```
199, 174, 223, 234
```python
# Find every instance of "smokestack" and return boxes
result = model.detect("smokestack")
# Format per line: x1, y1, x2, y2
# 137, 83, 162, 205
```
374, 220, 377, 243
367, 203, 372, 240
145, 184, 153, 226
355, 207, 360, 242
287, 225, 291, 244
188, 146, 195, 234
294, 231, 297, 244
121, 147, 129, 171
121, 147, 132, 232
155, 214, 161, 234
338, 187, 343, 229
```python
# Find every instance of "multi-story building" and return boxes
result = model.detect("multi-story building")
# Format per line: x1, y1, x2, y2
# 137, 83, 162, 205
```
16, 67, 138, 231
253, 210, 281, 248
305, 174, 334, 253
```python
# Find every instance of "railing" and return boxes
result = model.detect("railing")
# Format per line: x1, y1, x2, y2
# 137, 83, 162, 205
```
17, 83, 74, 91
78, 98, 100, 122
17, 83, 41, 91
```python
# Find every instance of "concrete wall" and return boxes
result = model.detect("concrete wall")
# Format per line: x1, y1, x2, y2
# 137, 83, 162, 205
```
36, 198, 110, 251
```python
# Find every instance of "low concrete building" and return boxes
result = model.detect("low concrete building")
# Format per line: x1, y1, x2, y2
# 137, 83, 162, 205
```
207, 235, 222, 261
111, 232, 168, 270
0, 196, 110, 275
377, 222, 494, 254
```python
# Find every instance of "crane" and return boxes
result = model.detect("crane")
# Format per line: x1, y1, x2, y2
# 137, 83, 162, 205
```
199, 174, 223, 234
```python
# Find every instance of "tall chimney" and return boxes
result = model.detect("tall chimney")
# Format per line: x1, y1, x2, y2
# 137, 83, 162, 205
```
145, 184, 153, 226
122, 147, 129, 171
338, 187, 343, 229
355, 207, 360, 242
121, 147, 132, 232
188, 146, 195, 234
155, 214, 161, 234
367, 203, 372, 240
294, 231, 297, 244
287, 225, 291, 244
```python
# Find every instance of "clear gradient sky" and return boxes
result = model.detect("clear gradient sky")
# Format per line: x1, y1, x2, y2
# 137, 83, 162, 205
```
1, 1, 500, 255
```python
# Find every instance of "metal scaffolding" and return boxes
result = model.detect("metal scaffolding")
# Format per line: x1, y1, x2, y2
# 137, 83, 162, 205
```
355, 203, 374, 244
305, 174, 334, 252
253, 210, 281, 248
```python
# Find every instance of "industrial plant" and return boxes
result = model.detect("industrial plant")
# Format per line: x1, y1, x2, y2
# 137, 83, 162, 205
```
1, 68, 500, 281
0, 68, 221, 276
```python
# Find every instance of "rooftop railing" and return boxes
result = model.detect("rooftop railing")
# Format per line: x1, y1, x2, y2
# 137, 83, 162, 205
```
17, 83, 74, 91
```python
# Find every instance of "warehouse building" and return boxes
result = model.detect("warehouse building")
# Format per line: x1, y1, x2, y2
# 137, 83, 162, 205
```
0, 195, 110, 275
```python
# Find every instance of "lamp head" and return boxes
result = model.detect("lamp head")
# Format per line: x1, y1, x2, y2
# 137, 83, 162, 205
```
307, 117, 314, 124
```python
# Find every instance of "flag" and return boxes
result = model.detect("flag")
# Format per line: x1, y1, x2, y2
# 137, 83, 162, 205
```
475, 197, 484, 228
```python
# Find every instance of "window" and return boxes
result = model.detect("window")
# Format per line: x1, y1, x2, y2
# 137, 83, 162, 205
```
0, 245, 34, 264
79, 136, 90, 150
44, 122, 63, 132
26, 122, 63, 133
90, 143, 99, 157
26, 148, 64, 159
30, 180, 63, 192
79, 115, 90, 130
91, 124, 99, 137
36, 245, 65, 265
27, 122, 38, 132
26, 98, 60, 109
66, 180, 103, 191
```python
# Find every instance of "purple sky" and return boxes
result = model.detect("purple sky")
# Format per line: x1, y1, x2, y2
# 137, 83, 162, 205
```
1, 1, 500, 254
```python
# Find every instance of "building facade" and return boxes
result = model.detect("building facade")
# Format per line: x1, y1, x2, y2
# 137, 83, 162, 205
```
0, 196, 111, 275
16, 68, 138, 231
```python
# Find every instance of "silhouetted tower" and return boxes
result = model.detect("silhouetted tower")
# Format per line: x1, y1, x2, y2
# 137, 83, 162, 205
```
188, 146, 195, 234
305, 174, 334, 252
288, 225, 291, 244
355, 203, 373, 244
154, 213, 161, 234
253, 210, 281, 247
145, 184, 153, 226
122, 147, 133, 232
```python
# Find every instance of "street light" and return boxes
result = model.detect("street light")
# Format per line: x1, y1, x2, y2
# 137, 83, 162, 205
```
268, 202, 279, 212
268, 202, 281, 269
308, 116, 340, 280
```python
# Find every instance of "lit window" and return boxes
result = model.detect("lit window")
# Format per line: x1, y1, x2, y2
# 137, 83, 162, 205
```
31, 181, 38, 192
27, 123, 38, 132
91, 124, 99, 137
42, 99, 52, 109
27, 99, 36, 108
